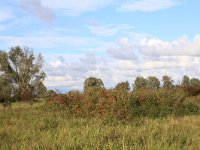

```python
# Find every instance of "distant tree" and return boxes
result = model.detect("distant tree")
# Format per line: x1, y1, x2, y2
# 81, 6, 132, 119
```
84, 77, 104, 92
189, 78, 200, 96
0, 46, 46, 101
115, 81, 130, 91
162, 75, 174, 90
181, 75, 190, 87
180, 75, 190, 94
133, 76, 147, 90
190, 78, 200, 87
147, 76, 160, 89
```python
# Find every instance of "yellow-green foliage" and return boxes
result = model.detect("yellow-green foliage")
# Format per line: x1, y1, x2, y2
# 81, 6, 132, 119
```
0, 103, 200, 150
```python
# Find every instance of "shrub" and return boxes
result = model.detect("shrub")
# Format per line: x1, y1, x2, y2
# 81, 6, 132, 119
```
47, 94, 68, 110
66, 90, 83, 115
130, 89, 200, 118
46, 77, 200, 119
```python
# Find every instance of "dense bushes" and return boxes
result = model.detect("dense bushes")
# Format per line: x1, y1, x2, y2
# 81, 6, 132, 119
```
130, 89, 200, 118
47, 76, 200, 119
47, 87, 131, 119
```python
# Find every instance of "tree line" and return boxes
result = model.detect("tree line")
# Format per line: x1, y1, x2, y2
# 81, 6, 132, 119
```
84, 75, 200, 97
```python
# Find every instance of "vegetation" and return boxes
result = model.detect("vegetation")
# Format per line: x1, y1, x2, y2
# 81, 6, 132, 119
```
83, 77, 105, 92
47, 76, 200, 119
114, 81, 130, 91
1, 104, 200, 149
0, 46, 46, 103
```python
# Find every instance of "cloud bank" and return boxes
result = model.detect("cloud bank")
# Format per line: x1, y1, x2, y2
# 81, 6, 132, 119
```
42, 35, 200, 90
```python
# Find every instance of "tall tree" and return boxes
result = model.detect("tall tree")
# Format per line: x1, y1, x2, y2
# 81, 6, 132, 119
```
189, 78, 200, 96
162, 75, 174, 90
0, 46, 46, 101
181, 75, 190, 87
115, 81, 130, 91
133, 76, 147, 90
84, 77, 104, 92
147, 76, 160, 89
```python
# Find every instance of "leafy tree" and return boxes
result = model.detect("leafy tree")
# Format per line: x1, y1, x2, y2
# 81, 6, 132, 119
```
190, 78, 200, 87
181, 75, 190, 87
0, 46, 46, 101
114, 81, 130, 91
84, 77, 104, 92
133, 76, 147, 90
162, 75, 174, 90
147, 76, 160, 89
189, 78, 200, 96
180, 75, 190, 95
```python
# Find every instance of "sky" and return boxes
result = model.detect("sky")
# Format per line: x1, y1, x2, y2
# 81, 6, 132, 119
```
0, 0, 200, 92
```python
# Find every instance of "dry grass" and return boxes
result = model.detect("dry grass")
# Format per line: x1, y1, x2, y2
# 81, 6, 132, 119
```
0, 102, 200, 150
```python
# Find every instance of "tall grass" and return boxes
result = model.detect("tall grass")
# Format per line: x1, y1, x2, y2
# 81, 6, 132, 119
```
0, 103, 200, 150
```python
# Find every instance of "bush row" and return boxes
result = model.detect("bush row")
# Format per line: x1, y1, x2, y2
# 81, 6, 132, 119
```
46, 88, 200, 119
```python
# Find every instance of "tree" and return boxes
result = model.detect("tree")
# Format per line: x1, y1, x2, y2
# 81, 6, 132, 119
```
162, 75, 174, 90
0, 46, 46, 101
147, 76, 160, 89
115, 81, 130, 91
133, 76, 147, 90
181, 75, 190, 87
189, 78, 200, 96
84, 77, 104, 92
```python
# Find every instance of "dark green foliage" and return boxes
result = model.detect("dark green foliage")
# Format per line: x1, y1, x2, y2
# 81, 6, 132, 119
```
114, 81, 130, 91
0, 76, 13, 108
181, 75, 190, 87
174, 102, 200, 116
130, 89, 200, 118
84, 77, 104, 92
133, 76, 148, 90
162, 75, 174, 90
189, 78, 200, 96
181, 75, 200, 96
147, 76, 160, 89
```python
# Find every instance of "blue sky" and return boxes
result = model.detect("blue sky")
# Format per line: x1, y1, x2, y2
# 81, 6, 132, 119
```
1, 0, 200, 91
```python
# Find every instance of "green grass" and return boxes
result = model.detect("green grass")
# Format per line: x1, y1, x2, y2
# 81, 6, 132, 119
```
0, 103, 200, 150
0, 101, 45, 110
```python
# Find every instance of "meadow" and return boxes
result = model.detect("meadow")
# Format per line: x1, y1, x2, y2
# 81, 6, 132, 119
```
0, 102, 200, 150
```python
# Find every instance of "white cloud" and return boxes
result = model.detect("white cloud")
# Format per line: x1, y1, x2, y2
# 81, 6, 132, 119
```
43, 53, 101, 89
20, 0, 55, 24
139, 35, 200, 56
117, 0, 183, 12
41, 0, 114, 16
86, 24, 133, 36
107, 37, 136, 60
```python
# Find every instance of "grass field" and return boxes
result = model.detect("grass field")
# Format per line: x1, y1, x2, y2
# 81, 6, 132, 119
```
0, 102, 200, 150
